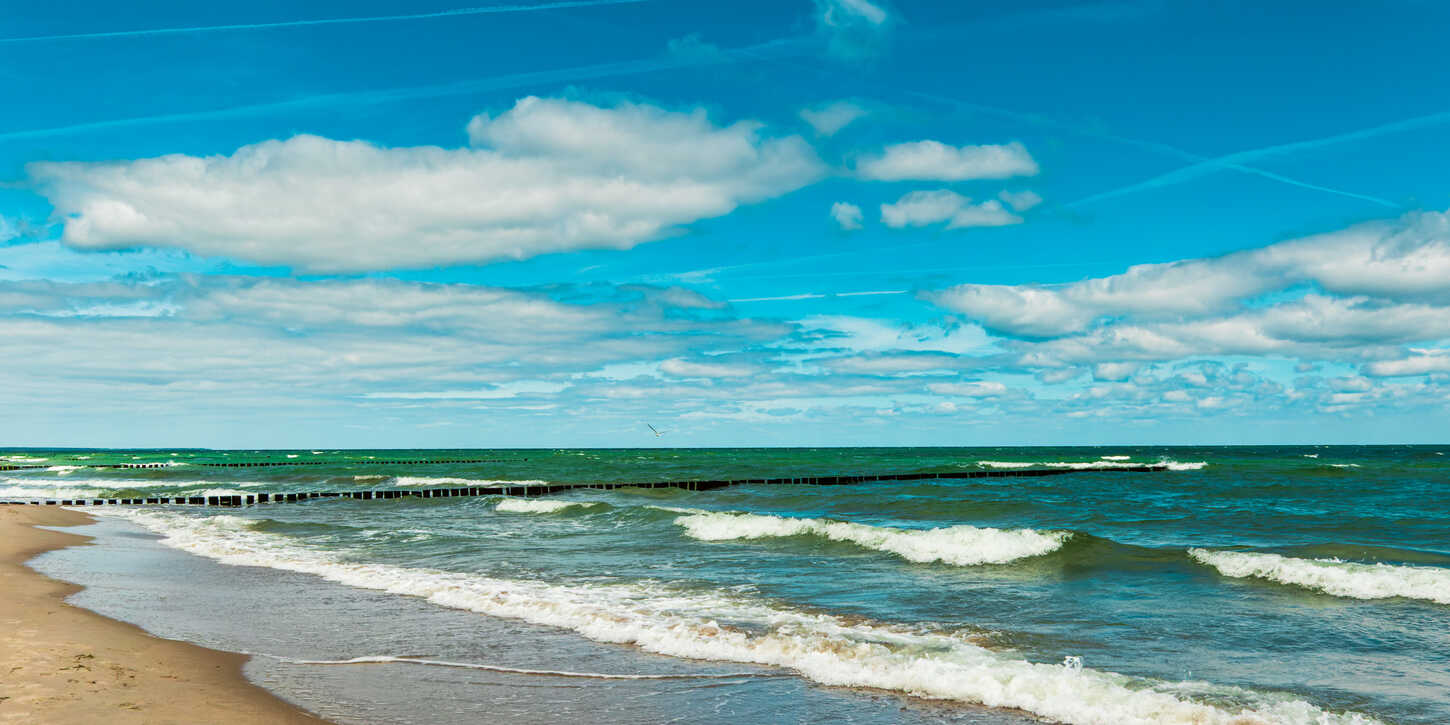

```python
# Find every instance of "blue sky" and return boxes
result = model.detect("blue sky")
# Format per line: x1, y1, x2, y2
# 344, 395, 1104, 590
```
3, 0, 1450, 447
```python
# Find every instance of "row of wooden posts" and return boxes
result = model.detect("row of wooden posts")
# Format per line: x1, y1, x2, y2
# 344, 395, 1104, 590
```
0, 465, 1170, 507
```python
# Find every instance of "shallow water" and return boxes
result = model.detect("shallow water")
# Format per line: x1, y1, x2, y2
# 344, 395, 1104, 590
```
14, 446, 1450, 724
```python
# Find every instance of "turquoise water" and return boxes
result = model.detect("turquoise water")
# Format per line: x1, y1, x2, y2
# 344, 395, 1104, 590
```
9, 446, 1450, 724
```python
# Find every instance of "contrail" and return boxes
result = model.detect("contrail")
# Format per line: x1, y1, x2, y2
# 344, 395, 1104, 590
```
0, 0, 648, 44
1065, 110, 1450, 208
0, 36, 812, 143
900, 89, 1400, 209
729, 290, 906, 303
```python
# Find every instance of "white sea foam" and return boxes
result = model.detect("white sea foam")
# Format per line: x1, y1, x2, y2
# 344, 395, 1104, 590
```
3, 456, 47, 462
979, 459, 1206, 471
1160, 460, 1207, 471
1, 477, 264, 494
495, 498, 600, 514
287, 655, 770, 680
0, 486, 107, 499
392, 476, 548, 487
1189, 549, 1450, 605
1329, 463, 1361, 469
97, 509, 1378, 725
674, 511, 1070, 566
45, 465, 83, 475
352, 475, 388, 481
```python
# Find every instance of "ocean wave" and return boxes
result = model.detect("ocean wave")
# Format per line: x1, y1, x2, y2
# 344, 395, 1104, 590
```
674, 511, 1071, 566
0, 486, 107, 499
98, 509, 1378, 725
1328, 463, 1361, 469
391, 476, 548, 487
495, 498, 600, 514
1188, 549, 1450, 605
976, 460, 1037, 468
2, 478, 262, 494
978, 459, 1207, 471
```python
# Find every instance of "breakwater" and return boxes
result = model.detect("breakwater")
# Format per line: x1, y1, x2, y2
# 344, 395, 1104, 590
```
1, 464, 1168, 506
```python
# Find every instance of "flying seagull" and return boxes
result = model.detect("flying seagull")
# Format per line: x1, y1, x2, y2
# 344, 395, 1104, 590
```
647, 424, 666, 438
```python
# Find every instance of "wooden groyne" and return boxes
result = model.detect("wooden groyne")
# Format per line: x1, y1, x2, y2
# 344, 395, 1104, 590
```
0, 465, 1170, 507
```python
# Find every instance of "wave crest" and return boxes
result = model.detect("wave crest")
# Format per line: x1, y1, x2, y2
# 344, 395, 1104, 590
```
1189, 549, 1450, 605
495, 498, 599, 514
674, 511, 1069, 566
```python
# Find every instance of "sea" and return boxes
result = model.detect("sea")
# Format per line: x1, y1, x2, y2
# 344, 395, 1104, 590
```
7, 446, 1449, 725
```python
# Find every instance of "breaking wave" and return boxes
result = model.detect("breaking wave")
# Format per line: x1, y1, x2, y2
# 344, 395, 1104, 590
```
494, 498, 600, 514
978, 459, 1206, 471
1188, 549, 1450, 605
97, 509, 1377, 725
673, 511, 1071, 566
390, 477, 548, 487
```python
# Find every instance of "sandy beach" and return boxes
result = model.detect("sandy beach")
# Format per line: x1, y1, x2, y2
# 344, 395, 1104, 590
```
0, 506, 325, 724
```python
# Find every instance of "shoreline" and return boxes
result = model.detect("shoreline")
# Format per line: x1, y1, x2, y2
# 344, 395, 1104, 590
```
0, 506, 327, 724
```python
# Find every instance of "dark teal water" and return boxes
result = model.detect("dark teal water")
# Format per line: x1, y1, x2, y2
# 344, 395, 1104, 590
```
10, 447, 1450, 724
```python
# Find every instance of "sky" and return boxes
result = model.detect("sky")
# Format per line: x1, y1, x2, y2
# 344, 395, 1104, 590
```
2, 0, 1450, 448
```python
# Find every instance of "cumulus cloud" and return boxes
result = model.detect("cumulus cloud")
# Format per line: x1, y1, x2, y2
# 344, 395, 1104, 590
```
879, 190, 1022, 229
856, 140, 1038, 181
1365, 352, 1450, 377
800, 100, 867, 136
920, 210, 1450, 403
31, 96, 825, 273
930, 211, 1450, 339
830, 201, 864, 230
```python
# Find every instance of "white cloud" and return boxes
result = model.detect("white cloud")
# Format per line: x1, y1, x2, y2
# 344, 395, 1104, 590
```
881, 190, 964, 227
930, 211, 1450, 339
363, 381, 571, 399
879, 190, 1022, 229
32, 97, 825, 273
830, 201, 864, 230
795, 315, 993, 355
946, 199, 1022, 228
998, 190, 1043, 211
1365, 353, 1450, 377
800, 100, 867, 136
925, 380, 1007, 397
659, 357, 758, 378
815, 0, 891, 60
856, 140, 1038, 181
1092, 362, 1141, 382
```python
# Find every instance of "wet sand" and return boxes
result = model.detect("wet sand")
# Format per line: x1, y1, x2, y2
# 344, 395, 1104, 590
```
0, 506, 325, 724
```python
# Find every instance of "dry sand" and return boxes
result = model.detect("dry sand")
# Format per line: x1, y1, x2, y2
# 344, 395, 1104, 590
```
0, 505, 327, 724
